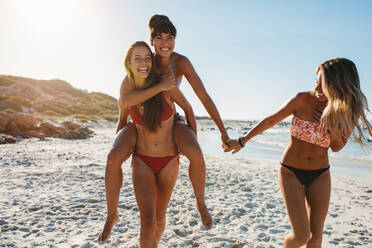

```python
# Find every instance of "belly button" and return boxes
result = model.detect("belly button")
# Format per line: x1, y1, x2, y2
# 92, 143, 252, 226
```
306, 157, 312, 160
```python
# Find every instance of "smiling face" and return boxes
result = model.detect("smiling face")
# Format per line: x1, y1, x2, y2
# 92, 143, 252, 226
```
314, 70, 327, 102
129, 46, 153, 80
151, 32, 175, 57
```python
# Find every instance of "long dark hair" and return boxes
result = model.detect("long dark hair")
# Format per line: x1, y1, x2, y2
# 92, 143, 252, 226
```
148, 14, 177, 41
124, 41, 163, 132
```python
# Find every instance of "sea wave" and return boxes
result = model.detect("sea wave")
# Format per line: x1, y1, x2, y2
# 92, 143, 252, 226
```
329, 152, 372, 162
264, 128, 290, 134
251, 139, 288, 149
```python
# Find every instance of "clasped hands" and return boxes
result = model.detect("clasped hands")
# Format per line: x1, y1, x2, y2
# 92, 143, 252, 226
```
221, 135, 245, 154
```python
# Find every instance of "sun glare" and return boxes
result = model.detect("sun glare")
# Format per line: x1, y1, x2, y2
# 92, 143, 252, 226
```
12, 0, 81, 33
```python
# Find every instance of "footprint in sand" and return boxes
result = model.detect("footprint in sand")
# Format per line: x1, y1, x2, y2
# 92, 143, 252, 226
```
270, 229, 284, 234
333, 237, 344, 242
330, 213, 338, 218
258, 232, 270, 242
240, 225, 248, 232
189, 219, 198, 226
255, 224, 268, 231
173, 228, 192, 237
266, 203, 276, 209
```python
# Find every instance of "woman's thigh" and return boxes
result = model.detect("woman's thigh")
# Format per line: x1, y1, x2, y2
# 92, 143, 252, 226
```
305, 170, 331, 234
132, 156, 157, 217
112, 123, 137, 153
155, 158, 179, 215
173, 121, 202, 157
279, 166, 310, 234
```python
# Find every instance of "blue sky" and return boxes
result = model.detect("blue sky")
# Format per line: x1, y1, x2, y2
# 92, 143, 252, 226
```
1, 0, 371, 119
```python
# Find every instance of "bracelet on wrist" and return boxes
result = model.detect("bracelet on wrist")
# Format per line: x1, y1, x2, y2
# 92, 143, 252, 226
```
238, 137, 245, 148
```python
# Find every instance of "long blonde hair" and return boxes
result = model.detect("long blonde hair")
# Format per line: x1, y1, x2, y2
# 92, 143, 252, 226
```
318, 58, 372, 145
124, 41, 163, 132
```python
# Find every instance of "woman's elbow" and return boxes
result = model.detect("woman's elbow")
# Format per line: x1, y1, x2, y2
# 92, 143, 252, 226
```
119, 100, 128, 110
330, 143, 344, 152
184, 105, 194, 116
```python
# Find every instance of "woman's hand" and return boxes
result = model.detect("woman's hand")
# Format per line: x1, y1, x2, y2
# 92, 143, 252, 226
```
159, 74, 178, 91
223, 138, 243, 154
221, 133, 232, 148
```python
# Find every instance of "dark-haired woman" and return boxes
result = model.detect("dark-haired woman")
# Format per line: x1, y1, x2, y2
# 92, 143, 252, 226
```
146, 14, 224, 230
226, 58, 372, 247
99, 41, 196, 247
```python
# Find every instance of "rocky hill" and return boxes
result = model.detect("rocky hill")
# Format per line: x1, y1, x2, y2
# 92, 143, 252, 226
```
0, 75, 118, 121
0, 75, 119, 144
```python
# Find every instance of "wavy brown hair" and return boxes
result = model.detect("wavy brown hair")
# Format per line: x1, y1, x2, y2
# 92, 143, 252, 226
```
124, 41, 163, 132
318, 58, 372, 145
148, 14, 177, 41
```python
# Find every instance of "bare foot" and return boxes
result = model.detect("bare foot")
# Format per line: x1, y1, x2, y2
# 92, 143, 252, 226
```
98, 214, 119, 245
196, 202, 213, 230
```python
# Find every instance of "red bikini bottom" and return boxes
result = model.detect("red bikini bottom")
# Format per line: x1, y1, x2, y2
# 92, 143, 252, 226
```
133, 153, 179, 174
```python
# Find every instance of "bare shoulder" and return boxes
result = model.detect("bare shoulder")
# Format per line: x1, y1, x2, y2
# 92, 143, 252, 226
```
121, 75, 133, 87
285, 91, 314, 115
120, 75, 135, 97
294, 91, 312, 103
172, 52, 192, 67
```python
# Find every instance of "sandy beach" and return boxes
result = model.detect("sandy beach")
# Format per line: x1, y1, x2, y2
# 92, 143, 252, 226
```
1, 122, 371, 247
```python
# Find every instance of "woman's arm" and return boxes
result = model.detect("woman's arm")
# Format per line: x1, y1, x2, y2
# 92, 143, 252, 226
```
225, 93, 301, 154
330, 129, 352, 152
168, 88, 197, 135
119, 75, 177, 109
116, 106, 129, 133
180, 57, 229, 144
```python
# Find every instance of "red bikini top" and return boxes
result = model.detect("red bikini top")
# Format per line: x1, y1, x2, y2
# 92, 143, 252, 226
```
129, 95, 174, 126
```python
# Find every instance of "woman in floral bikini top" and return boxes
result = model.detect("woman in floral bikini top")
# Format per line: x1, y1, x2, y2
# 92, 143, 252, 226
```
226, 58, 372, 248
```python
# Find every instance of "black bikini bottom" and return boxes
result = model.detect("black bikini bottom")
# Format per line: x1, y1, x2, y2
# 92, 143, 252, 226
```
281, 163, 330, 187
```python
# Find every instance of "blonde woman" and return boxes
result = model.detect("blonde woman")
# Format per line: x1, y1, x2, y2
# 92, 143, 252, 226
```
99, 41, 196, 246
226, 58, 372, 247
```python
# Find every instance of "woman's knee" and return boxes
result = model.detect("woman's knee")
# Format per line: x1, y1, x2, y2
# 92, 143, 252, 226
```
174, 128, 203, 158
156, 213, 166, 227
114, 123, 137, 150
186, 142, 203, 159
307, 232, 323, 247
106, 148, 125, 170
140, 210, 156, 231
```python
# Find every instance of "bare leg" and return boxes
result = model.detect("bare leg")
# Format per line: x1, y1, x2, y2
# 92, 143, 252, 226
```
173, 121, 212, 230
98, 123, 137, 244
132, 156, 158, 248
154, 157, 179, 244
305, 171, 331, 248
279, 166, 311, 248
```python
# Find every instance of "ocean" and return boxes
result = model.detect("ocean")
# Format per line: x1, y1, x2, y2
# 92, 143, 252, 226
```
197, 120, 372, 181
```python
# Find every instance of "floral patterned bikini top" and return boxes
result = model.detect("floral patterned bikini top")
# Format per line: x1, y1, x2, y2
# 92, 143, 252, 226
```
290, 115, 331, 148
